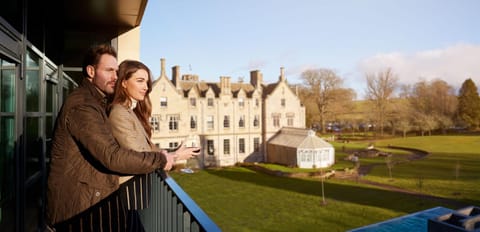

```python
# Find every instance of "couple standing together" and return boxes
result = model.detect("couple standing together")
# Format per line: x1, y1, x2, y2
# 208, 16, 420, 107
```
46, 44, 200, 231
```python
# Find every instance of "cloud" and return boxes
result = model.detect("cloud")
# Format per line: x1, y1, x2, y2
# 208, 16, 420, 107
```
248, 59, 268, 70
357, 43, 480, 90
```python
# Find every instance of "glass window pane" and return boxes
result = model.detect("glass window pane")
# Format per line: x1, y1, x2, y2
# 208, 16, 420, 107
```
1, 70, 15, 113
26, 70, 40, 112
26, 50, 39, 67
46, 81, 54, 113
1, 116, 16, 202
25, 117, 41, 177
1, 59, 15, 67
25, 180, 41, 231
45, 116, 53, 160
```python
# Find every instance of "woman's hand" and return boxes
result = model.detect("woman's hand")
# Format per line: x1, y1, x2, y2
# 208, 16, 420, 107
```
163, 150, 177, 171
173, 142, 201, 160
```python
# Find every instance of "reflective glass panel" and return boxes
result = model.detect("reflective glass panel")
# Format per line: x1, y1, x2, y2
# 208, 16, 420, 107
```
0, 116, 15, 202
26, 70, 40, 112
1, 70, 15, 113
46, 81, 54, 113
26, 50, 39, 67
25, 117, 40, 177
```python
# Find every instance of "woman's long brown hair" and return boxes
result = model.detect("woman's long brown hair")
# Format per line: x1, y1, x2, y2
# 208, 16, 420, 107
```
110, 60, 153, 138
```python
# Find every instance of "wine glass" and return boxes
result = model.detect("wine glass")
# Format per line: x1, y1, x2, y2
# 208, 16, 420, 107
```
184, 135, 200, 171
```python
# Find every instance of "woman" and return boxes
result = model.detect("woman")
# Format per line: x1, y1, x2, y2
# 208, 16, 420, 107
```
109, 60, 200, 231
109, 60, 156, 184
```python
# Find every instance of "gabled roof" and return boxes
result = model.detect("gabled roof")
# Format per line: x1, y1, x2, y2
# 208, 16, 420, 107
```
268, 127, 333, 149
262, 81, 299, 98
152, 73, 175, 89
176, 79, 257, 98
298, 132, 333, 149
263, 83, 279, 97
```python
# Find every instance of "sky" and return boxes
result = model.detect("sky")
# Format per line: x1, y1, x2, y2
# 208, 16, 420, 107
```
140, 0, 480, 99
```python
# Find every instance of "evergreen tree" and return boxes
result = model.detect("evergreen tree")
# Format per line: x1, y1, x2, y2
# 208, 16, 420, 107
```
457, 78, 480, 129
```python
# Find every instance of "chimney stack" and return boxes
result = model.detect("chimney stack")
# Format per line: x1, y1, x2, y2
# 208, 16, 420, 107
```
279, 67, 285, 82
220, 76, 231, 95
250, 70, 263, 89
172, 65, 181, 89
160, 58, 166, 78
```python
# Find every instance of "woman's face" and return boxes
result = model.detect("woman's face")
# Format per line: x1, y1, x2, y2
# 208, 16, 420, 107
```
122, 69, 149, 101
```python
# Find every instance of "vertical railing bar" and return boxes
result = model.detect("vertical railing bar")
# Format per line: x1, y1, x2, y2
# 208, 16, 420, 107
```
191, 221, 200, 232
177, 203, 184, 232
165, 178, 221, 231
153, 178, 157, 231
172, 196, 178, 232
161, 178, 166, 232
158, 177, 163, 231
148, 174, 220, 232
184, 211, 191, 232
163, 182, 168, 232
167, 189, 172, 232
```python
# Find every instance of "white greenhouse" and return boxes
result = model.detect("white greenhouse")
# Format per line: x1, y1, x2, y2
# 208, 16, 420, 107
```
267, 128, 335, 168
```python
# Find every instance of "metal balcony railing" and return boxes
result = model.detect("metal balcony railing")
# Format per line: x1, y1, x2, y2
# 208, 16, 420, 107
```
52, 172, 221, 232
142, 172, 221, 232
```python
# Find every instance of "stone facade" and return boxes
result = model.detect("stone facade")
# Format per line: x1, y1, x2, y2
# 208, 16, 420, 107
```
149, 59, 306, 167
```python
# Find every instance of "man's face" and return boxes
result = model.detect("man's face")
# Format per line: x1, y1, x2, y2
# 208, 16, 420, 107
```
87, 54, 118, 95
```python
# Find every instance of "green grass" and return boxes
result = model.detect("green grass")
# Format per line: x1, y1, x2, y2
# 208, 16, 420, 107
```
169, 135, 480, 231
364, 136, 480, 204
171, 167, 459, 231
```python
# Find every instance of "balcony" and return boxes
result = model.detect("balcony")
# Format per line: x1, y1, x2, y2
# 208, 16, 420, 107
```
142, 172, 221, 232
52, 172, 220, 231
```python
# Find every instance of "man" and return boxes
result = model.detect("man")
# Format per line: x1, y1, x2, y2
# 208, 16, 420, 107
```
46, 44, 197, 230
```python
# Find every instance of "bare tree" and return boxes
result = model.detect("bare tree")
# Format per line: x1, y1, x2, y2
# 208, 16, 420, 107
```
301, 69, 354, 133
397, 119, 412, 138
365, 68, 398, 136
329, 88, 357, 120
298, 86, 319, 129
413, 113, 437, 136
391, 87, 415, 137
407, 79, 457, 135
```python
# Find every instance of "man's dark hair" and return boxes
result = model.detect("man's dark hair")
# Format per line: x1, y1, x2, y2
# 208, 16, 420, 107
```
82, 44, 118, 77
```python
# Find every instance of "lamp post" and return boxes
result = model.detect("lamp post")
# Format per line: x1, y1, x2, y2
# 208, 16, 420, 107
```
320, 167, 327, 205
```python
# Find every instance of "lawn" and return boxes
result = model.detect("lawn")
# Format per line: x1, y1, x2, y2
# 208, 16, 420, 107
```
363, 136, 480, 205
169, 135, 479, 231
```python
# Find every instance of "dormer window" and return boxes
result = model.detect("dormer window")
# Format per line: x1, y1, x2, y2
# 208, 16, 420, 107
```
190, 97, 196, 107
239, 98, 244, 107
160, 97, 167, 107
207, 98, 214, 107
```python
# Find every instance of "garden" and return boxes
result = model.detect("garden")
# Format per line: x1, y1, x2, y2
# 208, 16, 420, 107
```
170, 135, 480, 231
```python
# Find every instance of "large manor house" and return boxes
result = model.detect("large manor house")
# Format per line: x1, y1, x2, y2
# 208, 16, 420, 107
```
149, 59, 306, 167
